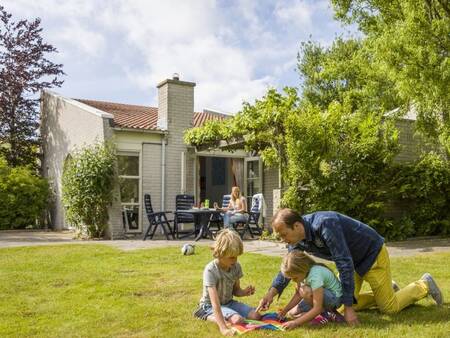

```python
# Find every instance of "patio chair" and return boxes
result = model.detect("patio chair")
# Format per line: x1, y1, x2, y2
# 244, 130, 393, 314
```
122, 206, 139, 230
233, 193, 263, 239
143, 194, 175, 240
207, 194, 231, 236
174, 194, 196, 238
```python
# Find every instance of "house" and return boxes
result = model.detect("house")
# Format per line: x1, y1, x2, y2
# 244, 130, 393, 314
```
41, 74, 429, 239
41, 75, 279, 239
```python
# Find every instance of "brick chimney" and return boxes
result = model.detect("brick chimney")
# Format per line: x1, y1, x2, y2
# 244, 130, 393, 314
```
156, 74, 196, 212
157, 73, 196, 130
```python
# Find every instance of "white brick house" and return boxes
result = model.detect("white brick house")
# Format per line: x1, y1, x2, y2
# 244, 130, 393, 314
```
41, 75, 279, 239
40, 75, 425, 239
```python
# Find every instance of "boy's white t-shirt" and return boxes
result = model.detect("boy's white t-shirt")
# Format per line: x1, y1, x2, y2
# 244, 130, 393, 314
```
200, 260, 243, 306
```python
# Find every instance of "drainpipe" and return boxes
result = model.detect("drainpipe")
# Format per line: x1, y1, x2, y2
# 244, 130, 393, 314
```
181, 151, 186, 194
161, 134, 167, 210
278, 165, 282, 189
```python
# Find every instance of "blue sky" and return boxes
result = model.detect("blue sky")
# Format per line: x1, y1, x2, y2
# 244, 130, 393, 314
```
3, 0, 355, 113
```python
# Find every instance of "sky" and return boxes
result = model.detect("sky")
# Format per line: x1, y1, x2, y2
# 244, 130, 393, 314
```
3, 0, 355, 114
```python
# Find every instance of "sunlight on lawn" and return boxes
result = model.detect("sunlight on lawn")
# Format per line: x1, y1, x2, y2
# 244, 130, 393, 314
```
0, 245, 448, 337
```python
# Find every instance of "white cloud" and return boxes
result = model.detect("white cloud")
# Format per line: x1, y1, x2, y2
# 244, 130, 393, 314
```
275, 0, 314, 29
53, 20, 106, 58
1, 0, 352, 112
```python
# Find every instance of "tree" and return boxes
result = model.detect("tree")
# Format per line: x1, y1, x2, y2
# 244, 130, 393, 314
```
283, 101, 399, 222
185, 87, 299, 171
331, 0, 450, 155
298, 38, 401, 115
0, 6, 64, 168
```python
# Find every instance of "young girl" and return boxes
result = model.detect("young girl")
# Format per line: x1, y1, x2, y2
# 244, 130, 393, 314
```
194, 229, 261, 336
278, 250, 344, 329
223, 186, 248, 228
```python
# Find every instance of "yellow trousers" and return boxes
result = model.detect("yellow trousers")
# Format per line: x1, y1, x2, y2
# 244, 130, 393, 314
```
353, 245, 428, 314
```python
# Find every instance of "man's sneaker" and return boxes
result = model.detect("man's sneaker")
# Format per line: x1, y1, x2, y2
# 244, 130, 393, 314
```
421, 273, 443, 306
392, 280, 400, 292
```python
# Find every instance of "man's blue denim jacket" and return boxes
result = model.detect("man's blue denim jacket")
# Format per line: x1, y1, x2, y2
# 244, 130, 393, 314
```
271, 211, 384, 306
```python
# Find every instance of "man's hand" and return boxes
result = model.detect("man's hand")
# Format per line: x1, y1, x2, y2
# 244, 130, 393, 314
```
344, 306, 359, 326
256, 293, 274, 312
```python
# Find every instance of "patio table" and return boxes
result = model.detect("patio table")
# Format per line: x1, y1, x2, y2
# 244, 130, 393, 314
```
177, 208, 222, 241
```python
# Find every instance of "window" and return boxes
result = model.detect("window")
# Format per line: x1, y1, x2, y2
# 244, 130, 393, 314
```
118, 153, 141, 232
245, 158, 262, 206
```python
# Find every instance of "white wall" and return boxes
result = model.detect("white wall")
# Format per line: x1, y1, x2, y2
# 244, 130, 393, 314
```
40, 90, 113, 232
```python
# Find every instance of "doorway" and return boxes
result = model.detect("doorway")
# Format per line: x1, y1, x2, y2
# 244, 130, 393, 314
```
198, 157, 244, 206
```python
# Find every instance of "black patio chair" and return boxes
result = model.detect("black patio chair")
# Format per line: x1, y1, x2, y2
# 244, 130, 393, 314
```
143, 194, 175, 240
233, 193, 263, 239
174, 194, 196, 238
207, 194, 231, 236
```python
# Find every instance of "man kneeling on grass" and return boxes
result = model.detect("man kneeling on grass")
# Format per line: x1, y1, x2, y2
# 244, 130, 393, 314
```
257, 209, 444, 325
194, 229, 261, 336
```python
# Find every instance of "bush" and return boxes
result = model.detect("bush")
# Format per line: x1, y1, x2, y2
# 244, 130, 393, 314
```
0, 157, 49, 229
283, 103, 399, 223
62, 142, 117, 238
390, 153, 450, 237
281, 103, 450, 240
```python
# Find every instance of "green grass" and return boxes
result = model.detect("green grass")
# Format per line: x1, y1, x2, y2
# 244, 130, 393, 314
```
0, 245, 448, 337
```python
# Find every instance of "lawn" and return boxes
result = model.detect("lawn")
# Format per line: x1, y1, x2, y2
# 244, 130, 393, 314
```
0, 245, 448, 337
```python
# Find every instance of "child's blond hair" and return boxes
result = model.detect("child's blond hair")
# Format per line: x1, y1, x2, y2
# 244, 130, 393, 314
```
213, 229, 243, 258
281, 250, 327, 279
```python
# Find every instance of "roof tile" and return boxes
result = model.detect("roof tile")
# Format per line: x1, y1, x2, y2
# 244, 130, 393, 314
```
76, 99, 229, 130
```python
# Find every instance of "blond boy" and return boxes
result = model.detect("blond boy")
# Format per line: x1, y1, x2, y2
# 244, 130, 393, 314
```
194, 229, 261, 336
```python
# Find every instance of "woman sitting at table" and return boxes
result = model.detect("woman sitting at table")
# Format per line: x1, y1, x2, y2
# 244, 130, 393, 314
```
223, 186, 248, 229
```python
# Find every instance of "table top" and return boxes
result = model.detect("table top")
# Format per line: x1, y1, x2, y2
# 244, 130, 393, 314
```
176, 208, 222, 214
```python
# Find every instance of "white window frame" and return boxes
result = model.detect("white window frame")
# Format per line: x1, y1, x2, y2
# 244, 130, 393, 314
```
118, 151, 142, 233
244, 157, 263, 207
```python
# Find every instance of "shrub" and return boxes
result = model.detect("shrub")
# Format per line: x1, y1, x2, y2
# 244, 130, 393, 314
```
62, 142, 117, 238
283, 102, 399, 224
0, 157, 49, 229
391, 153, 450, 237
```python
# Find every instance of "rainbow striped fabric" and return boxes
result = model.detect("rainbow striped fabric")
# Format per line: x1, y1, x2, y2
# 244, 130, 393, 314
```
231, 313, 285, 335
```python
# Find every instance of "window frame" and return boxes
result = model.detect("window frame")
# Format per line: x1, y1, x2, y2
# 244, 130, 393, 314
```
118, 151, 142, 233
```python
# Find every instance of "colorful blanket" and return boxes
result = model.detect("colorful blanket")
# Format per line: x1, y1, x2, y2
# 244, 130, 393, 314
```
231, 313, 285, 335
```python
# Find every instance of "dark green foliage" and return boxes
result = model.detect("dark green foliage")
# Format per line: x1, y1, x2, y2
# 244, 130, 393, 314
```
283, 102, 399, 223
331, 0, 450, 156
62, 142, 117, 238
0, 156, 49, 229
390, 153, 450, 237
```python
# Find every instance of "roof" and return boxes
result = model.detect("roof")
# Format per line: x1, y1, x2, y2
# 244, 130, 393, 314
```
76, 99, 159, 130
193, 110, 228, 127
75, 99, 229, 131
385, 106, 417, 121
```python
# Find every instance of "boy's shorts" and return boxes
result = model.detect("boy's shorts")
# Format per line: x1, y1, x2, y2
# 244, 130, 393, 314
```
194, 300, 254, 320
